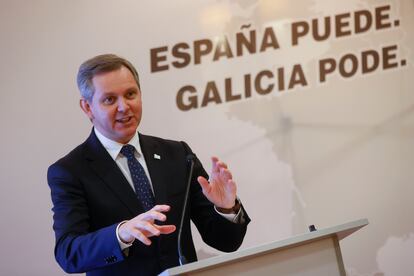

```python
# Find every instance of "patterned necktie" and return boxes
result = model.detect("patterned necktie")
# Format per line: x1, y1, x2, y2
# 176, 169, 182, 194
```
120, 145, 155, 211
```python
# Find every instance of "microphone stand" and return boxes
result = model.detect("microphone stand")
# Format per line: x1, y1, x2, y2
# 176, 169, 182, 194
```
177, 154, 195, 265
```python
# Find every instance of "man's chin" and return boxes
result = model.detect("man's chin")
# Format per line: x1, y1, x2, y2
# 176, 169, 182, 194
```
114, 129, 137, 143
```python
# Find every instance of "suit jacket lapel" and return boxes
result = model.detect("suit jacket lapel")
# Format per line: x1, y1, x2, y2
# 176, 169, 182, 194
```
139, 133, 168, 206
83, 130, 142, 215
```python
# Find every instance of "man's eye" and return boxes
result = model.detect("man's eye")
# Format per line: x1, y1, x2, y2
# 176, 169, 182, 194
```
103, 97, 114, 105
126, 91, 136, 99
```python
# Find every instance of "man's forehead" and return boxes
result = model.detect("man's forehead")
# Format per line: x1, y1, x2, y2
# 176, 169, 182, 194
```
92, 67, 136, 87
92, 65, 130, 79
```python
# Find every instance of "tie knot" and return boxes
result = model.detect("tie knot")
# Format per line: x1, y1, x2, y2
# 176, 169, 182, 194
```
121, 144, 136, 159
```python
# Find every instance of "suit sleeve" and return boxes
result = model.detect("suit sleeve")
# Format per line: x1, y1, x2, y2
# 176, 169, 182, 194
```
181, 142, 251, 252
48, 163, 125, 273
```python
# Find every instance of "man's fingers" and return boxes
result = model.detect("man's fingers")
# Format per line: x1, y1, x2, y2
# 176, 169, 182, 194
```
157, 225, 176, 234
119, 205, 176, 246
211, 157, 220, 173
227, 179, 237, 194
128, 228, 152, 246
212, 157, 231, 175
126, 223, 176, 246
220, 167, 233, 180
212, 156, 228, 168
138, 205, 172, 222
141, 224, 176, 237
151, 204, 171, 212
217, 161, 228, 169
140, 210, 167, 222
137, 221, 161, 236
197, 176, 210, 193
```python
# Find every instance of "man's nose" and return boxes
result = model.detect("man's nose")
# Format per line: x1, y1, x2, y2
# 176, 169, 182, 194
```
117, 98, 129, 112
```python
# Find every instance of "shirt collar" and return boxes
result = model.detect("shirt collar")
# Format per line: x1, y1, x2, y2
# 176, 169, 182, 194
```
94, 128, 143, 160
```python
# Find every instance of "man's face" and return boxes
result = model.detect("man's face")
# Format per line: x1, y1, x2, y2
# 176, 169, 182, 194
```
80, 66, 142, 144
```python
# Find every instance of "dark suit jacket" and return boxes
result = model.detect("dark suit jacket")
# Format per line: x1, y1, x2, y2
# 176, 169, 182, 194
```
48, 130, 250, 276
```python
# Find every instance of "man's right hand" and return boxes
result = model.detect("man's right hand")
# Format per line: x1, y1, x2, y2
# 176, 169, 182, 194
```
118, 205, 176, 246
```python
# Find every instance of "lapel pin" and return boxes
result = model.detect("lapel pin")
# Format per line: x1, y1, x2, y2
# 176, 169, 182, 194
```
153, 154, 161, 160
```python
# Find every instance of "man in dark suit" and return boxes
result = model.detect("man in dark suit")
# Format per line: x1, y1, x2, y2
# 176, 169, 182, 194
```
48, 54, 250, 276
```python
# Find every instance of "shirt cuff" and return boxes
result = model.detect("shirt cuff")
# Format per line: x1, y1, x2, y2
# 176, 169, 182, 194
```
116, 221, 134, 251
214, 198, 245, 223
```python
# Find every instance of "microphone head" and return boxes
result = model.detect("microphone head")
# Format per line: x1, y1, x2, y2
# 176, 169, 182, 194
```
186, 154, 196, 163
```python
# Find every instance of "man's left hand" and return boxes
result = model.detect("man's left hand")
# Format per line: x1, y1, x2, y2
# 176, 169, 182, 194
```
197, 157, 237, 209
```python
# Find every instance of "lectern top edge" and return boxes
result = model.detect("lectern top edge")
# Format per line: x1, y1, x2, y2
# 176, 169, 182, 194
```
159, 218, 369, 276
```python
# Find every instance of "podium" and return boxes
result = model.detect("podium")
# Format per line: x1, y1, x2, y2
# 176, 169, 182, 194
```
159, 218, 368, 276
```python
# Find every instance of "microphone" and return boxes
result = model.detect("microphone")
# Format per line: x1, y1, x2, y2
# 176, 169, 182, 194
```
177, 154, 196, 266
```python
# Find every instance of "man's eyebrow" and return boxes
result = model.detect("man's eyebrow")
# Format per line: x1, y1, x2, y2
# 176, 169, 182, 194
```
99, 87, 138, 96
99, 91, 116, 96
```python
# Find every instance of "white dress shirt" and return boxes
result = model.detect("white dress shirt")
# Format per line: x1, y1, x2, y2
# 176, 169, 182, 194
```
94, 128, 153, 194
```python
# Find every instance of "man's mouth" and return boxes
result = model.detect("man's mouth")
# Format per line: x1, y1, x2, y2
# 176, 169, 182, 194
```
116, 116, 132, 123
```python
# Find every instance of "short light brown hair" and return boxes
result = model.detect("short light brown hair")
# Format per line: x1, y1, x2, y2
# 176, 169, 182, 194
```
77, 54, 140, 101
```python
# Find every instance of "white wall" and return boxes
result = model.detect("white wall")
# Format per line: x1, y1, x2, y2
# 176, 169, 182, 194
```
0, 0, 413, 275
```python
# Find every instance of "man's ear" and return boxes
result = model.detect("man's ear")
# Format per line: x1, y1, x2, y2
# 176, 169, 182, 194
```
80, 98, 94, 121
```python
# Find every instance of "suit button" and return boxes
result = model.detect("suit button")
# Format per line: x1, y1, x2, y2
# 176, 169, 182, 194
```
104, 256, 117, 264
